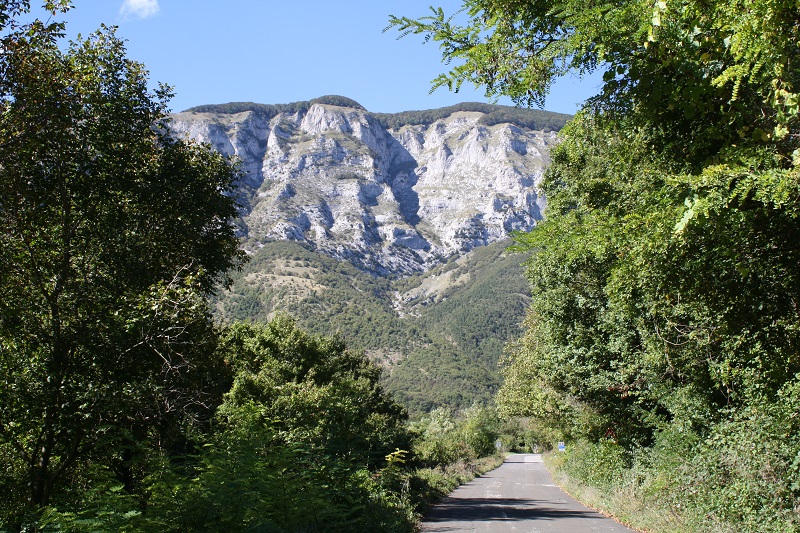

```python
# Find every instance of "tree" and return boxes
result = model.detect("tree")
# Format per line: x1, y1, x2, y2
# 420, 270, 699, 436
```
388, 0, 799, 137
0, 2, 243, 521
216, 318, 409, 468
151, 318, 411, 532
391, 2, 800, 525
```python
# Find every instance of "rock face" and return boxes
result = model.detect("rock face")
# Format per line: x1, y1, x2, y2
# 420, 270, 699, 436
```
170, 100, 558, 275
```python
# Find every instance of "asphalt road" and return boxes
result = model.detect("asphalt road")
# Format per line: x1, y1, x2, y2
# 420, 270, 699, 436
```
420, 454, 638, 533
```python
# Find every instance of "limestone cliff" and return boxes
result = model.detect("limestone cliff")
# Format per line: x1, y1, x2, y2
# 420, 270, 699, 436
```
170, 99, 565, 275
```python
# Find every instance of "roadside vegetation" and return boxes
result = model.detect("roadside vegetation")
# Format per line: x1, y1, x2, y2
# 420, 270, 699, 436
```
2, 306, 508, 531
393, 0, 800, 530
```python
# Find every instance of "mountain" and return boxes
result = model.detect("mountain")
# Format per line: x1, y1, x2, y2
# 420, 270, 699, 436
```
170, 97, 567, 275
170, 97, 567, 412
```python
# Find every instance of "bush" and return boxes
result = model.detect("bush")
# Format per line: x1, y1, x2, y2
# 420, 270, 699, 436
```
547, 390, 800, 533
562, 439, 632, 491
671, 401, 800, 532
411, 406, 503, 467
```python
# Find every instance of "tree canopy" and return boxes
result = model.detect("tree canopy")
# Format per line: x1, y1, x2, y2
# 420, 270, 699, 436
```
147, 318, 412, 532
0, 1, 243, 522
392, 0, 800, 528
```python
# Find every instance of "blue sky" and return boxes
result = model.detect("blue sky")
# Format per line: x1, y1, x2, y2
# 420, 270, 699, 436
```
47, 0, 603, 115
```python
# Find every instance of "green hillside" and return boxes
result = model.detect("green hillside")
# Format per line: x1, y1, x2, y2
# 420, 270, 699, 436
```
213, 240, 530, 413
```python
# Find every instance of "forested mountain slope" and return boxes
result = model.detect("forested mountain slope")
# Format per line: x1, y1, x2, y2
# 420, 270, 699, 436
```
213, 239, 531, 413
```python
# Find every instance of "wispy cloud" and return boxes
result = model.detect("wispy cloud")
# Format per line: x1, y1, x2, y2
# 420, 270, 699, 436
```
120, 0, 160, 19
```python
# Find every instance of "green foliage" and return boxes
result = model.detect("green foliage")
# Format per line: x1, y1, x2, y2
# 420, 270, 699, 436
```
385, 244, 531, 412
675, 407, 800, 531
29, 465, 147, 532
411, 242, 531, 369
404, 406, 506, 515
146, 317, 414, 532
0, 3, 242, 524
499, 90, 800, 446
7, 317, 419, 532
410, 405, 501, 467
562, 440, 632, 491
410, 408, 463, 466
458, 405, 502, 458
393, 0, 800, 525
387, 1, 634, 108
152, 323, 409, 531
550, 390, 800, 532
214, 240, 531, 414
148, 410, 413, 532
216, 318, 410, 469
214, 241, 413, 352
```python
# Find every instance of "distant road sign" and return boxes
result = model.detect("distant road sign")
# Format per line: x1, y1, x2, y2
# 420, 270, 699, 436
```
557, 441, 566, 452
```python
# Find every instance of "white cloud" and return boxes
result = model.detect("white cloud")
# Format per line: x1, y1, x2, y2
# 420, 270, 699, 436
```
120, 0, 160, 19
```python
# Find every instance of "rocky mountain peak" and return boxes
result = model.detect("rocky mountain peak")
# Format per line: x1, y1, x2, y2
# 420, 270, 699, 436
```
170, 98, 568, 275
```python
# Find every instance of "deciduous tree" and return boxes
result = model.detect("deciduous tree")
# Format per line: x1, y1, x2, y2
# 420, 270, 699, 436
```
391, 4, 800, 522
0, 2, 243, 521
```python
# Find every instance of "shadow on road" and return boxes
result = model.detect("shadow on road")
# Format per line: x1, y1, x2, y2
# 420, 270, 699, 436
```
425, 497, 606, 523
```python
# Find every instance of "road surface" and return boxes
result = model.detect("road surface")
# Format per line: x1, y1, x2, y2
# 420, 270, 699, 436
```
420, 454, 638, 533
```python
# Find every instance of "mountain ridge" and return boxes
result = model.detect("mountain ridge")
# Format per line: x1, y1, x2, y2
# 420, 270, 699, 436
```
170, 96, 567, 276
182, 96, 570, 132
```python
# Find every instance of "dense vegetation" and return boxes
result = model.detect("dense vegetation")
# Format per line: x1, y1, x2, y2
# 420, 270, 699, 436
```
392, 0, 800, 529
3, 303, 509, 531
214, 239, 531, 413
139, 318, 414, 532
385, 242, 531, 411
0, 1, 244, 515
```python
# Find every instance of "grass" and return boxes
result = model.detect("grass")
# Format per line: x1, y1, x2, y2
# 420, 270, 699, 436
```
543, 451, 686, 533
